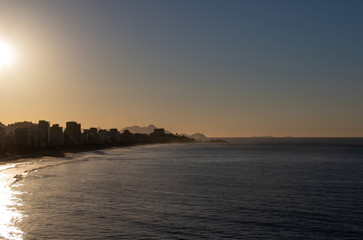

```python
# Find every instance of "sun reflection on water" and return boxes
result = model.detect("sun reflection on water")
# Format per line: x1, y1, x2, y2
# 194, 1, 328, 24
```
0, 165, 24, 240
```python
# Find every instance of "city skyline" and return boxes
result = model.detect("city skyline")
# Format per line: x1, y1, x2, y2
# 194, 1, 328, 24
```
1, 0, 363, 137
0, 119, 195, 158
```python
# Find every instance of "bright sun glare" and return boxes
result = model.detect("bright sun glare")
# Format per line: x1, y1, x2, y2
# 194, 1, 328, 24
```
0, 41, 16, 70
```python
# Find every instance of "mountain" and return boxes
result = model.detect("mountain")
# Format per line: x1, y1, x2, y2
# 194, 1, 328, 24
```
121, 124, 158, 134
189, 133, 208, 141
181, 133, 208, 141
0, 122, 4, 128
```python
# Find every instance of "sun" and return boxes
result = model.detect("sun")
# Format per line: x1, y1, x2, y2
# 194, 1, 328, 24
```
0, 41, 16, 70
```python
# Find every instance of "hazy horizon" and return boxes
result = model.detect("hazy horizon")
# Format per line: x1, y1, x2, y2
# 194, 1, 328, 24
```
1, 119, 363, 138
1, 0, 363, 137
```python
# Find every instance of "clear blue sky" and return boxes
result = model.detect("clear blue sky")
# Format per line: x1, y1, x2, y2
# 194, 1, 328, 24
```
1, 0, 362, 136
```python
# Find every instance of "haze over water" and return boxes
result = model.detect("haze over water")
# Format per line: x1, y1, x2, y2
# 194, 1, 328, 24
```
1, 139, 363, 239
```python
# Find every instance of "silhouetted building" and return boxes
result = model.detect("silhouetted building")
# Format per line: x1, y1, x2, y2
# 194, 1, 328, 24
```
133, 133, 149, 143
110, 128, 118, 134
82, 129, 92, 145
0, 127, 5, 137
15, 128, 29, 151
98, 129, 111, 144
90, 128, 98, 135
64, 121, 81, 145
29, 127, 40, 148
149, 128, 166, 143
120, 130, 133, 143
123, 129, 131, 135
0, 121, 195, 156
88, 128, 99, 144
153, 128, 165, 135
38, 120, 50, 147
1, 135, 14, 153
0, 127, 5, 152
15, 127, 40, 150
109, 128, 119, 143
50, 124, 63, 146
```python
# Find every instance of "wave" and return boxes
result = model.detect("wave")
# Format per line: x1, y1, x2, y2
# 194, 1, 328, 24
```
0, 149, 113, 186
1, 144, 170, 186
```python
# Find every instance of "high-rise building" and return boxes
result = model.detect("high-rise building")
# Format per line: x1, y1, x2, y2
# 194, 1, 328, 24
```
153, 128, 165, 135
0, 127, 5, 151
38, 120, 50, 147
64, 121, 81, 145
110, 128, 119, 143
98, 129, 111, 144
50, 124, 64, 146
81, 129, 90, 145
15, 128, 29, 150
149, 128, 166, 143
29, 127, 40, 148
88, 127, 99, 144
0, 127, 5, 137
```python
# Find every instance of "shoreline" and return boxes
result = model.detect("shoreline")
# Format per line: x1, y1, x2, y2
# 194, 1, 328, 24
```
0, 142, 163, 164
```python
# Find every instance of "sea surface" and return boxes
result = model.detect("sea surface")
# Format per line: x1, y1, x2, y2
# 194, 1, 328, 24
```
1, 138, 363, 239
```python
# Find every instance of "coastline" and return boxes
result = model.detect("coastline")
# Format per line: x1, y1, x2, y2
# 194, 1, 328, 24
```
0, 143, 140, 164
1, 123, 197, 163
0, 141, 196, 165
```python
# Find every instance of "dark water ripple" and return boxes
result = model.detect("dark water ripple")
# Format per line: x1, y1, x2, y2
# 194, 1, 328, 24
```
11, 142, 363, 239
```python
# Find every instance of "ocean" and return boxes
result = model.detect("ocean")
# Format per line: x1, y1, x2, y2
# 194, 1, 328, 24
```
1, 138, 363, 239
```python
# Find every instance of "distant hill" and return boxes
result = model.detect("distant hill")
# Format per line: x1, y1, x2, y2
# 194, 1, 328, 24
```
5, 121, 37, 135
121, 124, 158, 134
180, 133, 208, 141
0, 122, 4, 128
189, 133, 208, 141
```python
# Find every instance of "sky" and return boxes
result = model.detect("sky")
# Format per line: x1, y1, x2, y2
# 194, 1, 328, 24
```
0, 0, 362, 137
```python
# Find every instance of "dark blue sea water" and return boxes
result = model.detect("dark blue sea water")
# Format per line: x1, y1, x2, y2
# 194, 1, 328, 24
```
1, 138, 363, 239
